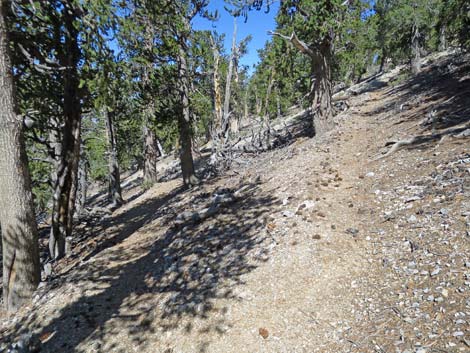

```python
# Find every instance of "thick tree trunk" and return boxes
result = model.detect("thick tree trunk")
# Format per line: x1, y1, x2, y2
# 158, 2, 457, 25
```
311, 44, 334, 135
177, 46, 199, 188
49, 7, 82, 260
104, 109, 123, 206
140, 24, 159, 185
0, 3, 40, 311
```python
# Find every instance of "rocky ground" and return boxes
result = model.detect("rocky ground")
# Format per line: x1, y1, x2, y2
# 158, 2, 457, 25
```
0, 51, 469, 353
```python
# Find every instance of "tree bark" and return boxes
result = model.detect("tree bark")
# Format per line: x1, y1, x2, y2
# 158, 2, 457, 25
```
276, 85, 282, 119
379, 50, 387, 73
222, 18, 237, 138
104, 109, 123, 206
177, 44, 199, 188
271, 31, 334, 135
210, 35, 223, 133
75, 149, 88, 217
0, 2, 40, 311
49, 4, 82, 260
310, 42, 334, 135
411, 23, 421, 74
143, 117, 159, 184
438, 24, 447, 51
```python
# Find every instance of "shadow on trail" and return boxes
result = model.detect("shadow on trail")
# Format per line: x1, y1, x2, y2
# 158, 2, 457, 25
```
3, 180, 277, 353
364, 53, 470, 153
384, 54, 470, 131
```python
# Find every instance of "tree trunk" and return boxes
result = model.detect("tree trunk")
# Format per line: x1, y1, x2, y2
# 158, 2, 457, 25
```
379, 51, 387, 73
255, 91, 262, 116
276, 85, 282, 119
143, 118, 159, 184
311, 44, 334, 135
104, 109, 123, 206
177, 46, 198, 188
49, 6, 82, 260
222, 18, 237, 138
140, 23, 159, 185
243, 88, 249, 121
210, 35, 223, 133
264, 67, 275, 118
75, 149, 88, 217
0, 2, 40, 311
411, 23, 421, 74
438, 24, 447, 51
156, 138, 165, 157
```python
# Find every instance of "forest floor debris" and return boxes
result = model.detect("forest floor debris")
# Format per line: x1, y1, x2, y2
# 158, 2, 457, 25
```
0, 51, 469, 353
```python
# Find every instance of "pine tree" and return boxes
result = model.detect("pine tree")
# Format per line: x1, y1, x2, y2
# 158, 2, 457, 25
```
0, 0, 40, 311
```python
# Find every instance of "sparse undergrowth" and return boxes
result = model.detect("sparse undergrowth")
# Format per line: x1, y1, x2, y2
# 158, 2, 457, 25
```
1, 51, 469, 353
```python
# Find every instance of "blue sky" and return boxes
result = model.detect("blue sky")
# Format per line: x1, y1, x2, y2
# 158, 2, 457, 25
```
193, 1, 280, 71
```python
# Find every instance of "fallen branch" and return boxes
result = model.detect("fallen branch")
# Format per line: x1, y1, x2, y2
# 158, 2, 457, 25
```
374, 122, 470, 161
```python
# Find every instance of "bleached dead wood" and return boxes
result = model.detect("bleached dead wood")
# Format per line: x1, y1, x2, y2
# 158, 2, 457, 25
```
374, 122, 470, 161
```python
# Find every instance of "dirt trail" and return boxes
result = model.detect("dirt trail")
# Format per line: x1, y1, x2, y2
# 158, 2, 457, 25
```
1, 53, 469, 353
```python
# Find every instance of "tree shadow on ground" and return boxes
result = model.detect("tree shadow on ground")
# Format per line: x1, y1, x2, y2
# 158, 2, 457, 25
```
1, 179, 277, 353
382, 54, 470, 129
364, 53, 470, 152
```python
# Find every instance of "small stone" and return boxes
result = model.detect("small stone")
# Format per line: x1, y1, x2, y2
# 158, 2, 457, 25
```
430, 267, 441, 277
452, 331, 464, 337
439, 208, 449, 216
258, 328, 269, 339
346, 228, 359, 236
282, 210, 295, 218
408, 215, 417, 223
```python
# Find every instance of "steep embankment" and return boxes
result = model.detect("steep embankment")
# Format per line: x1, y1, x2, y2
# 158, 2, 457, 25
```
1, 51, 469, 353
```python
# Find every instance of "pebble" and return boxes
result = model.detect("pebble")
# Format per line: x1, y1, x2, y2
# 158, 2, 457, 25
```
408, 215, 417, 223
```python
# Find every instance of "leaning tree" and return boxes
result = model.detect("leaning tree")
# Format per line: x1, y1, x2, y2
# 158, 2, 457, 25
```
227, 0, 354, 135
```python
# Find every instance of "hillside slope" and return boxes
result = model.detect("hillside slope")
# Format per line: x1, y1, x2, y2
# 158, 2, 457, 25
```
1, 52, 469, 353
